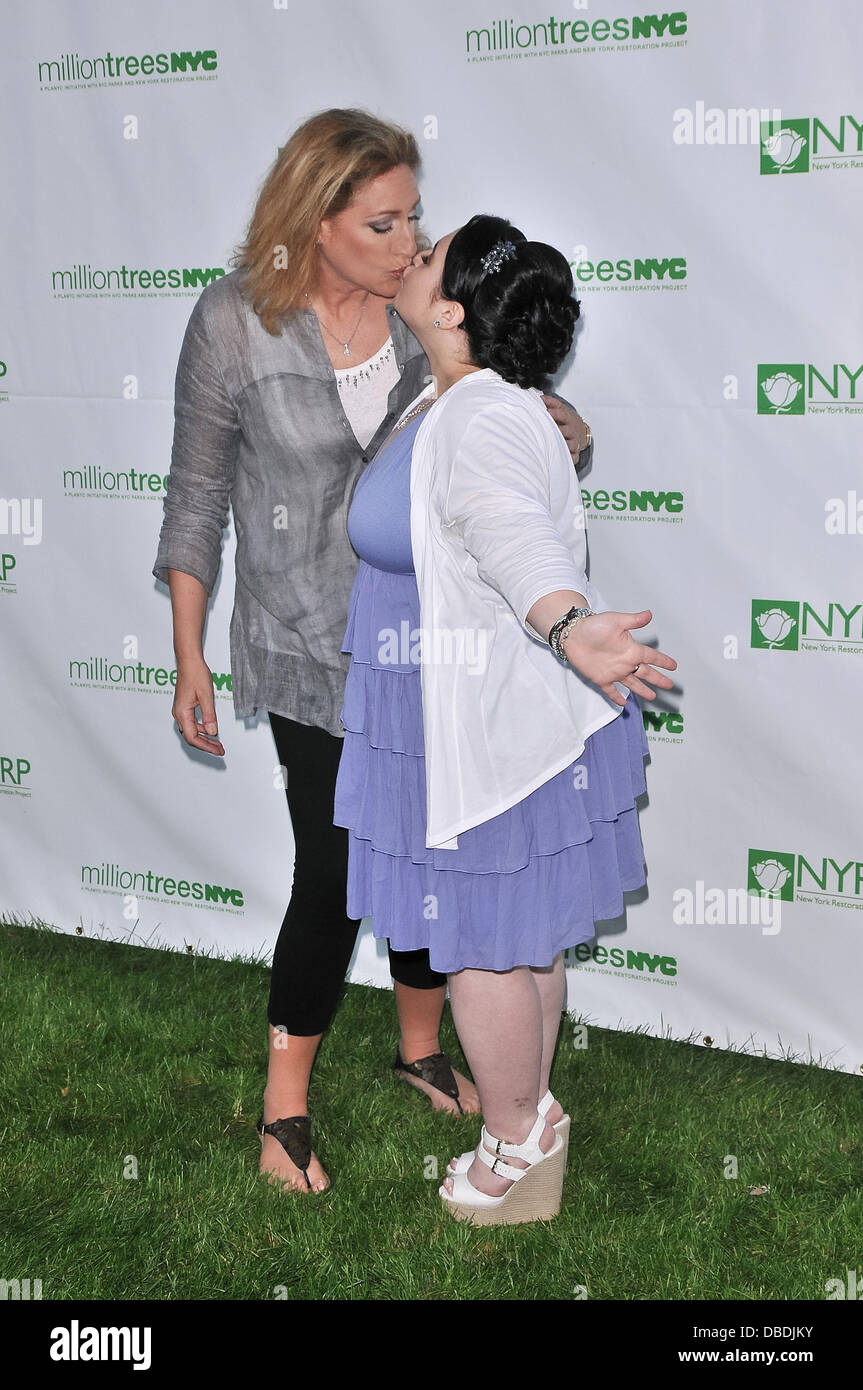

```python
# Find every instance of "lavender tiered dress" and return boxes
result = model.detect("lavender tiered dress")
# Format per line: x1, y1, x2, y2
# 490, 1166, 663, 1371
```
332, 413, 649, 975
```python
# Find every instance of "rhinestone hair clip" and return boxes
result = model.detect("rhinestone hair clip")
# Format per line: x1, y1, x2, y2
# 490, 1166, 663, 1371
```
479, 240, 517, 275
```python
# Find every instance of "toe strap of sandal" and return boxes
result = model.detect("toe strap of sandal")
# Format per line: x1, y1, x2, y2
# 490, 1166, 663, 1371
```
256, 1114, 313, 1186
393, 1049, 464, 1114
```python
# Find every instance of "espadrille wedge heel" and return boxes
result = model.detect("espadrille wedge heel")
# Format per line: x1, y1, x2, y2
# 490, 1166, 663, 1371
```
439, 1111, 565, 1227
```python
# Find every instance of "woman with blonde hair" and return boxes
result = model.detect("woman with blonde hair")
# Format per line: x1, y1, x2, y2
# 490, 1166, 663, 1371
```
153, 111, 591, 1195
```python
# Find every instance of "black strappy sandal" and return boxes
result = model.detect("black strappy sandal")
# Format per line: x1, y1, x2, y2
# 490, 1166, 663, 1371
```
256, 1113, 317, 1191
392, 1049, 466, 1116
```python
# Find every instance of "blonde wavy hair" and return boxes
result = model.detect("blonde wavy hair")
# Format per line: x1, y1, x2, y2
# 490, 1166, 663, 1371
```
231, 108, 421, 336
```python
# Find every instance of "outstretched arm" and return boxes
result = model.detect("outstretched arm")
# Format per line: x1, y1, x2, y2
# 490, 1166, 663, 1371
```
526, 592, 677, 706
444, 406, 676, 702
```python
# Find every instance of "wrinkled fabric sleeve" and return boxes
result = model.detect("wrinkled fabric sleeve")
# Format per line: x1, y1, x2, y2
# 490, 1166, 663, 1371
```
441, 402, 589, 642
152, 295, 239, 594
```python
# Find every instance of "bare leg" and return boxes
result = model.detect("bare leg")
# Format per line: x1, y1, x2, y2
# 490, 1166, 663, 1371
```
533, 954, 566, 1125
442, 965, 556, 1198
393, 982, 481, 1114
261, 1028, 330, 1192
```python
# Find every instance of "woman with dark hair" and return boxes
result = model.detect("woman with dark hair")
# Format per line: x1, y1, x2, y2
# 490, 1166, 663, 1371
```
333, 215, 677, 1225
153, 113, 591, 1197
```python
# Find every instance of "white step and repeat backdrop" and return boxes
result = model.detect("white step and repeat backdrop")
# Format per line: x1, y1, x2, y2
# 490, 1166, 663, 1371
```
2, 1, 861, 1072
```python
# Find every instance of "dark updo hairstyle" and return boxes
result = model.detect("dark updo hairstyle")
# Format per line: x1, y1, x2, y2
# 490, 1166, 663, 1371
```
439, 214, 579, 390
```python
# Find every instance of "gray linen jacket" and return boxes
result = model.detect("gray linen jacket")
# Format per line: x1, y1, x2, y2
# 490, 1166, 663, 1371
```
152, 269, 429, 735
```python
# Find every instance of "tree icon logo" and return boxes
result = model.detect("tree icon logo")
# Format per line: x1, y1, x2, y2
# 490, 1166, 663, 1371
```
758, 364, 806, 415
760, 119, 810, 174
748, 850, 795, 901
751, 600, 800, 651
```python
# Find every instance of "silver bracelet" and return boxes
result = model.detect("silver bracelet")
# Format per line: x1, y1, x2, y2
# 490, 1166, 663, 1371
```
548, 605, 595, 660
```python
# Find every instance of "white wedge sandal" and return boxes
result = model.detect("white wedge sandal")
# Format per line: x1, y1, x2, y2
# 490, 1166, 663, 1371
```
439, 1111, 565, 1227
447, 1090, 570, 1177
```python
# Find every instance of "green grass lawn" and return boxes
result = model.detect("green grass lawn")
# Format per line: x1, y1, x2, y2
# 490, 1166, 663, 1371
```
1, 916, 861, 1301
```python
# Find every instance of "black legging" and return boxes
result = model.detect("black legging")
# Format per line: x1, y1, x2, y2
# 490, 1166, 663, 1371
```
267, 710, 446, 1035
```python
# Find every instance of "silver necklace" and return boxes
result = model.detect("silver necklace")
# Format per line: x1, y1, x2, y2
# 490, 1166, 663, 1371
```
392, 396, 435, 434
373, 396, 436, 463
306, 290, 370, 357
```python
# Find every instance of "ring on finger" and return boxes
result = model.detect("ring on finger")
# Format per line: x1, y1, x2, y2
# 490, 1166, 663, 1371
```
632, 663, 641, 674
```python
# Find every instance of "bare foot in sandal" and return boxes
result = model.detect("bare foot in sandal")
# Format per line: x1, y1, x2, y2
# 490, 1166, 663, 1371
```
394, 1047, 481, 1114
258, 1106, 330, 1193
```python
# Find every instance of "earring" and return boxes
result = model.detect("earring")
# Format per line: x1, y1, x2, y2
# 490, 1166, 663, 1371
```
433, 319, 440, 328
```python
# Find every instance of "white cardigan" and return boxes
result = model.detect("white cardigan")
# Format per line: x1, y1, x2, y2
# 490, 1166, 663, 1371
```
407, 368, 621, 850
